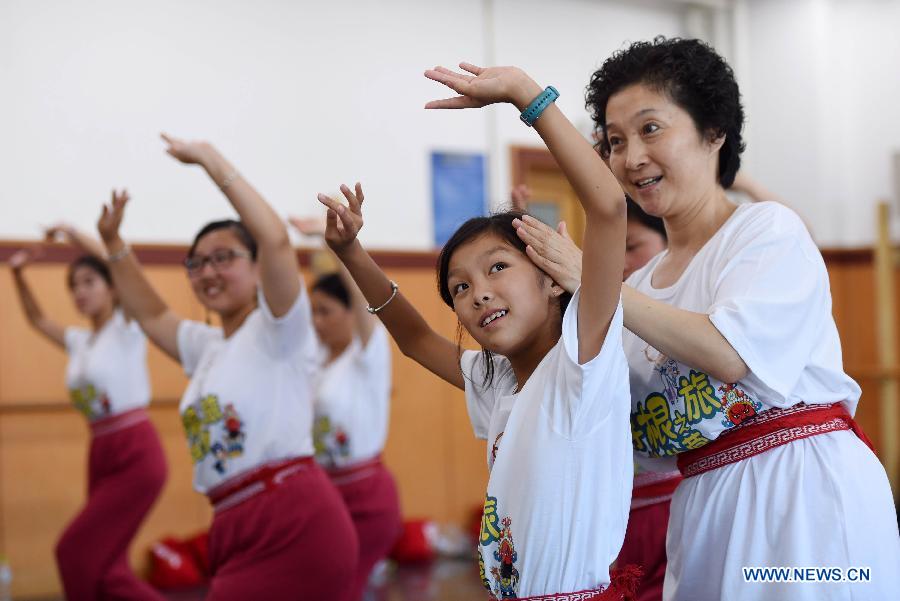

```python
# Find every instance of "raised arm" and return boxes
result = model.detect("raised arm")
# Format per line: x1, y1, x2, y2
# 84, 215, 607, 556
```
8, 248, 66, 348
161, 134, 300, 317
317, 184, 464, 389
289, 214, 377, 346
97, 190, 182, 360
425, 63, 625, 363
45, 223, 109, 259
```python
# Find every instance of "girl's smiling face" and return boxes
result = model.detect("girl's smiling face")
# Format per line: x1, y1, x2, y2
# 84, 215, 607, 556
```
445, 232, 563, 358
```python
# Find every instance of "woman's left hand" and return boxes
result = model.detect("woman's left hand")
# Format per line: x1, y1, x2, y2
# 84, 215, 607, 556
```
424, 63, 542, 111
513, 215, 583, 294
160, 133, 213, 165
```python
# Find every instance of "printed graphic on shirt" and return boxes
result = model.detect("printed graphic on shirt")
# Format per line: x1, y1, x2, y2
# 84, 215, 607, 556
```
631, 347, 747, 456
181, 395, 246, 474
313, 415, 350, 467
69, 384, 111, 420
478, 494, 520, 598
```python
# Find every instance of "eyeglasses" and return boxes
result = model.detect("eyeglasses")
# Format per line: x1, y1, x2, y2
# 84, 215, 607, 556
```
184, 249, 252, 276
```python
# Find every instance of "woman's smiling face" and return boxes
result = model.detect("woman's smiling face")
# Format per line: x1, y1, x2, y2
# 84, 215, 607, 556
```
605, 83, 724, 219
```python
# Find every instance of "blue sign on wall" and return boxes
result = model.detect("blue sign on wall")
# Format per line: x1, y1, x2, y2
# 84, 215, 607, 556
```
432, 151, 486, 247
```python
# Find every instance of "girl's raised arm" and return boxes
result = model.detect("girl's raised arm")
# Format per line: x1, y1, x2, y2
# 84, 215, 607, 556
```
317, 184, 464, 389
425, 63, 625, 363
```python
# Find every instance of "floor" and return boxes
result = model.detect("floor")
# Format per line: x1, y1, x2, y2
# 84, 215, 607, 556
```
37, 559, 486, 601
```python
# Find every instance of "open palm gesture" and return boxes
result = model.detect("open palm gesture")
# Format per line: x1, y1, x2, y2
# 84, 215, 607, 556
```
316, 183, 365, 253
424, 63, 540, 110
97, 189, 130, 244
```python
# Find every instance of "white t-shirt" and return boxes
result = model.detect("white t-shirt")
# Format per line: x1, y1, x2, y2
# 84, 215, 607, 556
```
177, 285, 317, 494
624, 201, 860, 466
65, 309, 150, 421
463, 289, 632, 598
313, 324, 392, 469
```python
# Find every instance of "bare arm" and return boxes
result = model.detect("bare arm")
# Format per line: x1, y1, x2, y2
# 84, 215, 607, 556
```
45, 223, 108, 259
162, 135, 300, 317
425, 64, 625, 363
8, 250, 66, 348
514, 217, 749, 382
97, 190, 182, 360
622, 285, 748, 383
317, 185, 464, 389
289, 214, 377, 346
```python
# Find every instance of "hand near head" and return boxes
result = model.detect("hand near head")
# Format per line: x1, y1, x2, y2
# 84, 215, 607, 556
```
513, 215, 583, 294
160, 133, 213, 165
287, 216, 327, 238
97, 189, 130, 244
510, 184, 531, 211
317, 183, 365, 254
424, 63, 541, 111
8, 247, 42, 272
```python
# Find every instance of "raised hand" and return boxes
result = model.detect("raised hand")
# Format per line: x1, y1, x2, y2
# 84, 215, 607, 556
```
43, 222, 75, 244
97, 189, 130, 244
160, 133, 212, 166
287, 216, 327, 238
510, 184, 532, 211
513, 214, 583, 294
8, 247, 41, 272
424, 63, 542, 111
316, 183, 365, 254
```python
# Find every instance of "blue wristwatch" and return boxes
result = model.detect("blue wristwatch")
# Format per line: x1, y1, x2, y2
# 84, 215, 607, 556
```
520, 86, 560, 127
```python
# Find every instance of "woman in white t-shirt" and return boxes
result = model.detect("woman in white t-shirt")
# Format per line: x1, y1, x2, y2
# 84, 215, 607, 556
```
289, 218, 402, 601
8, 227, 167, 601
523, 37, 900, 600
95, 136, 357, 601
315, 63, 638, 600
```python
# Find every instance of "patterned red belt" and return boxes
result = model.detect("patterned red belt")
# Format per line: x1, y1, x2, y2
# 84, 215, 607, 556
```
207, 455, 314, 513
487, 565, 642, 601
90, 407, 149, 437
631, 470, 683, 510
326, 455, 383, 487
677, 402, 874, 478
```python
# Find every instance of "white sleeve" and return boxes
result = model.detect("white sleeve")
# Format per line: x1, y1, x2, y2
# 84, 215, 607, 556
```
708, 204, 827, 402
177, 319, 221, 377
256, 283, 314, 356
356, 324, 391, 375
548, 287, 628, 438
461, 350, 504, 440
64, 327, 89, 356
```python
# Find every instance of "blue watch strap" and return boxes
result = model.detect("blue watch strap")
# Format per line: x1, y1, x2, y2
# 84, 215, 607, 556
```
520, 86, 560, 127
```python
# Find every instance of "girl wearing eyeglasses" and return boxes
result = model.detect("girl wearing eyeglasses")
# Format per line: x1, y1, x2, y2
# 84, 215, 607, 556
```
96, 135, 357, 601
7, 226, 167, 601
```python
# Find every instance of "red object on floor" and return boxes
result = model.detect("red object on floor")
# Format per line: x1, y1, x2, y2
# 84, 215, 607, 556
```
147, 537, 206, 589
390, 519, 436, 564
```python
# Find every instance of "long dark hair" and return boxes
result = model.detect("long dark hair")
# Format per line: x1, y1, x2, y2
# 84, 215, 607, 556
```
67, 255, 112, 289
188, 219, 258, 260
312, 273, 350, 308
436, 211, 572, 387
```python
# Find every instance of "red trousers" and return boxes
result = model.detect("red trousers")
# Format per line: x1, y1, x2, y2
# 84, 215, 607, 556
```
55, 411, 167, 601
330, 459, 402, 601
616, 501, 671, 601
206, 461, 358, 601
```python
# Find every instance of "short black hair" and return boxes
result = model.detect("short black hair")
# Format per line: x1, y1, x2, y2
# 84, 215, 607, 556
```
436, 211, 572, 387
312, 273, 350, 308
586, 36, 745, 188
188, 219, 258, 260
67, 255, 112, 289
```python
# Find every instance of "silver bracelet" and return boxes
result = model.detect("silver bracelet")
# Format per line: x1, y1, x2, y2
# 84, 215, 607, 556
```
107, 245, 132, 263
366, 280, 399, 314
219, 169, 240, 190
